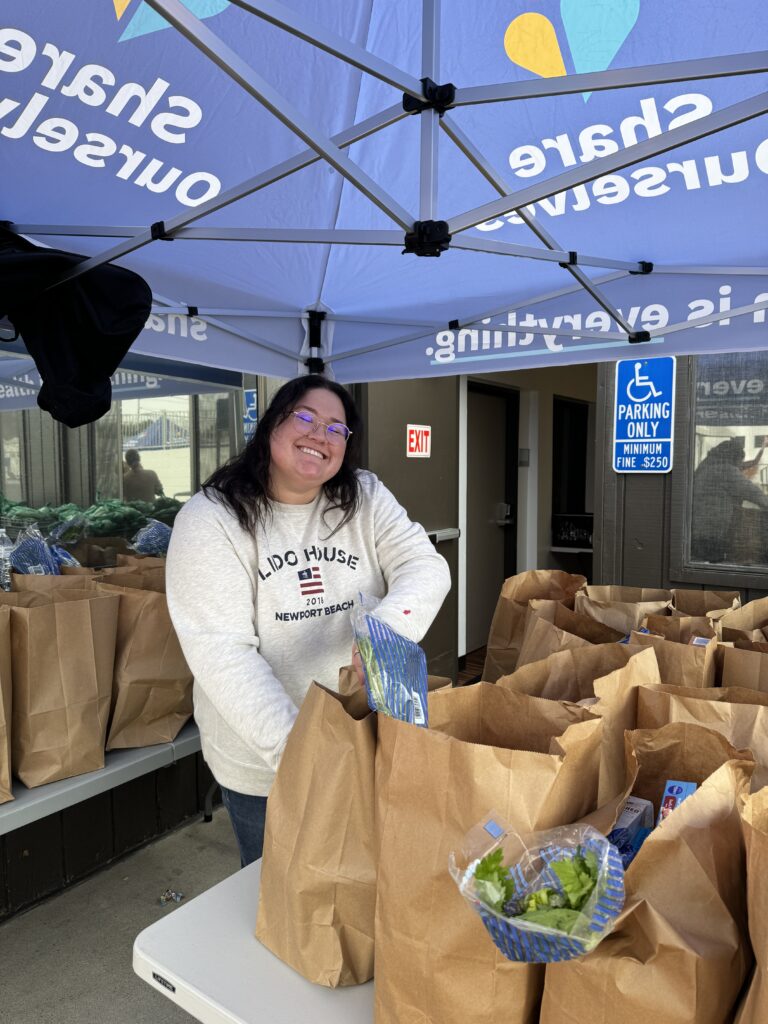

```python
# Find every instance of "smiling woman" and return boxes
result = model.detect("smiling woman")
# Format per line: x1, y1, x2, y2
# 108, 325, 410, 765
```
165, 374, 451, 867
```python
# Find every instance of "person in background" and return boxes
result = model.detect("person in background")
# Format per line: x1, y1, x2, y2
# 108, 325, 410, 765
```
123, 448, 164, 503
166, 375, 451, 867
691, 436, 768, 562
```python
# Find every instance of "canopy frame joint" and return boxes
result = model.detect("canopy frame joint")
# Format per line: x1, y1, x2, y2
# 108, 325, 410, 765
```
629, 261, 655, 275
403, 77, 456, 117
629, 330, 652, 344
403, 220, 451, 257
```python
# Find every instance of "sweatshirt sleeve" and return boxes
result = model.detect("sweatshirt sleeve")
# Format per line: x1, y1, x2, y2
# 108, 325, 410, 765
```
366, 477, 452, 642
165, 496, 299, 771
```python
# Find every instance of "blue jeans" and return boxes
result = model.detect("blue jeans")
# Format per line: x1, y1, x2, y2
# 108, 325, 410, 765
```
220, 787, 268, 868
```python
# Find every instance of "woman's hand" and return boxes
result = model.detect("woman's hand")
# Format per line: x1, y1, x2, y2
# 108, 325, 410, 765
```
352, 643, 365, 688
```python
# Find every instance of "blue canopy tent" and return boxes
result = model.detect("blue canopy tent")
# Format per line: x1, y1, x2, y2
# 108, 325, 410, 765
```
2, 0, 767, 383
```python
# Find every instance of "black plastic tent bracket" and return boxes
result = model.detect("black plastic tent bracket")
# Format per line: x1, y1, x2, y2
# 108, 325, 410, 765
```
559, 251, 578, 268
402, 77, 456, 117
305, 309, 326, 374
403, 220, 451, 258
150, 221, 173, 241
629, 330, 652, 343
629, 261, 654, 275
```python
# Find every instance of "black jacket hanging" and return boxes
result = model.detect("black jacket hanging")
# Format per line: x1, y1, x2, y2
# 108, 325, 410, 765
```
0, 226, 153, 428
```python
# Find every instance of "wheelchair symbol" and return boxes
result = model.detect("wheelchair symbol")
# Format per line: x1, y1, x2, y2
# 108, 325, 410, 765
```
626, 362, 661, 402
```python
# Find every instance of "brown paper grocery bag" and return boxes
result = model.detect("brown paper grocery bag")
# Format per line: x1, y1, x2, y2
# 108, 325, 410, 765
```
718, 645, 768, 693
374, 684, 602, 1024
591, 647, 663, 802
636, 684, 768, 768
11, 572, 96, 591
116, 554, 166, 569
541, 724, 754, 1024
0, 607, 12, 804
93, 583, 192, 750
585, 584, 673, 603
498, 643, 636, 702
720, 597, 768, 642
734, 787, 768, 1024
643, 612, 716, 642
516, 614, 591, 668
671, 588, 740, 617
629, 630, 716, 687
575, 591, 671, 633
528, 599, 625, 643
3, 590, 119, 787
482, 570, 587, 681
337, 666, 451, 697
256, 683, 376, 987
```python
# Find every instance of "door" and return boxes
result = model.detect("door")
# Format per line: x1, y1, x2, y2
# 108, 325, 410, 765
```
356, 377, 460, 681
466, 384, 519, 653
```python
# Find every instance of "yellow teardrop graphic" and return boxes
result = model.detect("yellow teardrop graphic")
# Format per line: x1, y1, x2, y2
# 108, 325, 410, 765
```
504, 13, 567, 79
113, 0, 133, 20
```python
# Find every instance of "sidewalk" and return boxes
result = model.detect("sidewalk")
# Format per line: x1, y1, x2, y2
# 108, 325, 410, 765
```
0, 807, 239, 1024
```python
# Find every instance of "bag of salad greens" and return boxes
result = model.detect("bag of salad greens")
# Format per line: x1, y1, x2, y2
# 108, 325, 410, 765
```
450, 817, 624, 962
352, 597, 428, 727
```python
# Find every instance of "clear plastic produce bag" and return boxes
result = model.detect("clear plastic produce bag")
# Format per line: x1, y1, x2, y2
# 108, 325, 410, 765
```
351, 597, 428, 726
450, 815, 625, 962
130, 518, 172, 556
10, 525, 60, 575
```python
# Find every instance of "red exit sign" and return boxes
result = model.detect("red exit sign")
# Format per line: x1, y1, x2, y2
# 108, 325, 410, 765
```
407, 424, 432, 458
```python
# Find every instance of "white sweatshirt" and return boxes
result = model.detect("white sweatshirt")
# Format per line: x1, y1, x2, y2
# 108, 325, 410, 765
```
166, 470, 451, 796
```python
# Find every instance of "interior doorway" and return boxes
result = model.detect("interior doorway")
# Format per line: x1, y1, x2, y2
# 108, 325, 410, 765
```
465, 383, 519, 656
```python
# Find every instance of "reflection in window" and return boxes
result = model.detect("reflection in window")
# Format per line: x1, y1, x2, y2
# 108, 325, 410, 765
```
121, 396, 192, 502
198, 393, 234, 487
94, 403, 122, 500
691, 354, 768, 565
0, 411, 24, 502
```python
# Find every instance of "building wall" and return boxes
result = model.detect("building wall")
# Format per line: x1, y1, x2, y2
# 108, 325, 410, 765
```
594, 358, 768, 599
475, 364, 598, 569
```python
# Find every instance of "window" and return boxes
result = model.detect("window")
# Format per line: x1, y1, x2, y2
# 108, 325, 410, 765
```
689, 353, 768, 568
0, 411, 24, 502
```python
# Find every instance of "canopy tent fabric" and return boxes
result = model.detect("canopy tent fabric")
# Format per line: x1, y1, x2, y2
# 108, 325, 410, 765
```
0, 352, 240, 411
2, 0, 767, 383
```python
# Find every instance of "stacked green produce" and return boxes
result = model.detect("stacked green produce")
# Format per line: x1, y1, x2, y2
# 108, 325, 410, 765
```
0, 495, 183, 539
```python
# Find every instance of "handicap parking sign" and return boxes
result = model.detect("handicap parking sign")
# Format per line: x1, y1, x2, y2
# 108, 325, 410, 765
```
613, 357, 676, 474
242, 388, 258, 441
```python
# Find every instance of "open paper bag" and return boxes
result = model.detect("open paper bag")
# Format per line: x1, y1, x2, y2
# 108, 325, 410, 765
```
541, 723, 754, 1024
374, 684, 603, 1024
256, 682, 376, 987
482, 570, 586, 681
2, 590, 119, 787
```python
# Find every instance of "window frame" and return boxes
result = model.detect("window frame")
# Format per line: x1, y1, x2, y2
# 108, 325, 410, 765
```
669, 354, 768, 588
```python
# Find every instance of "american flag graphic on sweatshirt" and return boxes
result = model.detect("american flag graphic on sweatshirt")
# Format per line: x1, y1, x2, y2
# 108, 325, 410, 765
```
297, 566, 324, 595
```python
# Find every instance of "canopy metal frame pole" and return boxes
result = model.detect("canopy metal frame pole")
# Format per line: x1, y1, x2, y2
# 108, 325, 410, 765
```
149, 293, 301, 362
449, 235, 645, 273
648, 297, 768, 337
453, 51, 768, 106
18, 223, 652, 272
440, 115, 637, 334
326, 271, 629, 364
227, 0, 423, 97
36, 102, 405, 289
448, 91, 768, 234
419, 0, 440, 221
143, 0, 414, 230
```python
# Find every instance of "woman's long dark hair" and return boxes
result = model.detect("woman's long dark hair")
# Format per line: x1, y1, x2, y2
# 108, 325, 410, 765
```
203, 375, 363, 535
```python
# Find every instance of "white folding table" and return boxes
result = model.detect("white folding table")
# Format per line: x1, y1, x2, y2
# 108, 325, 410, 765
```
133, 861, 373, 1024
